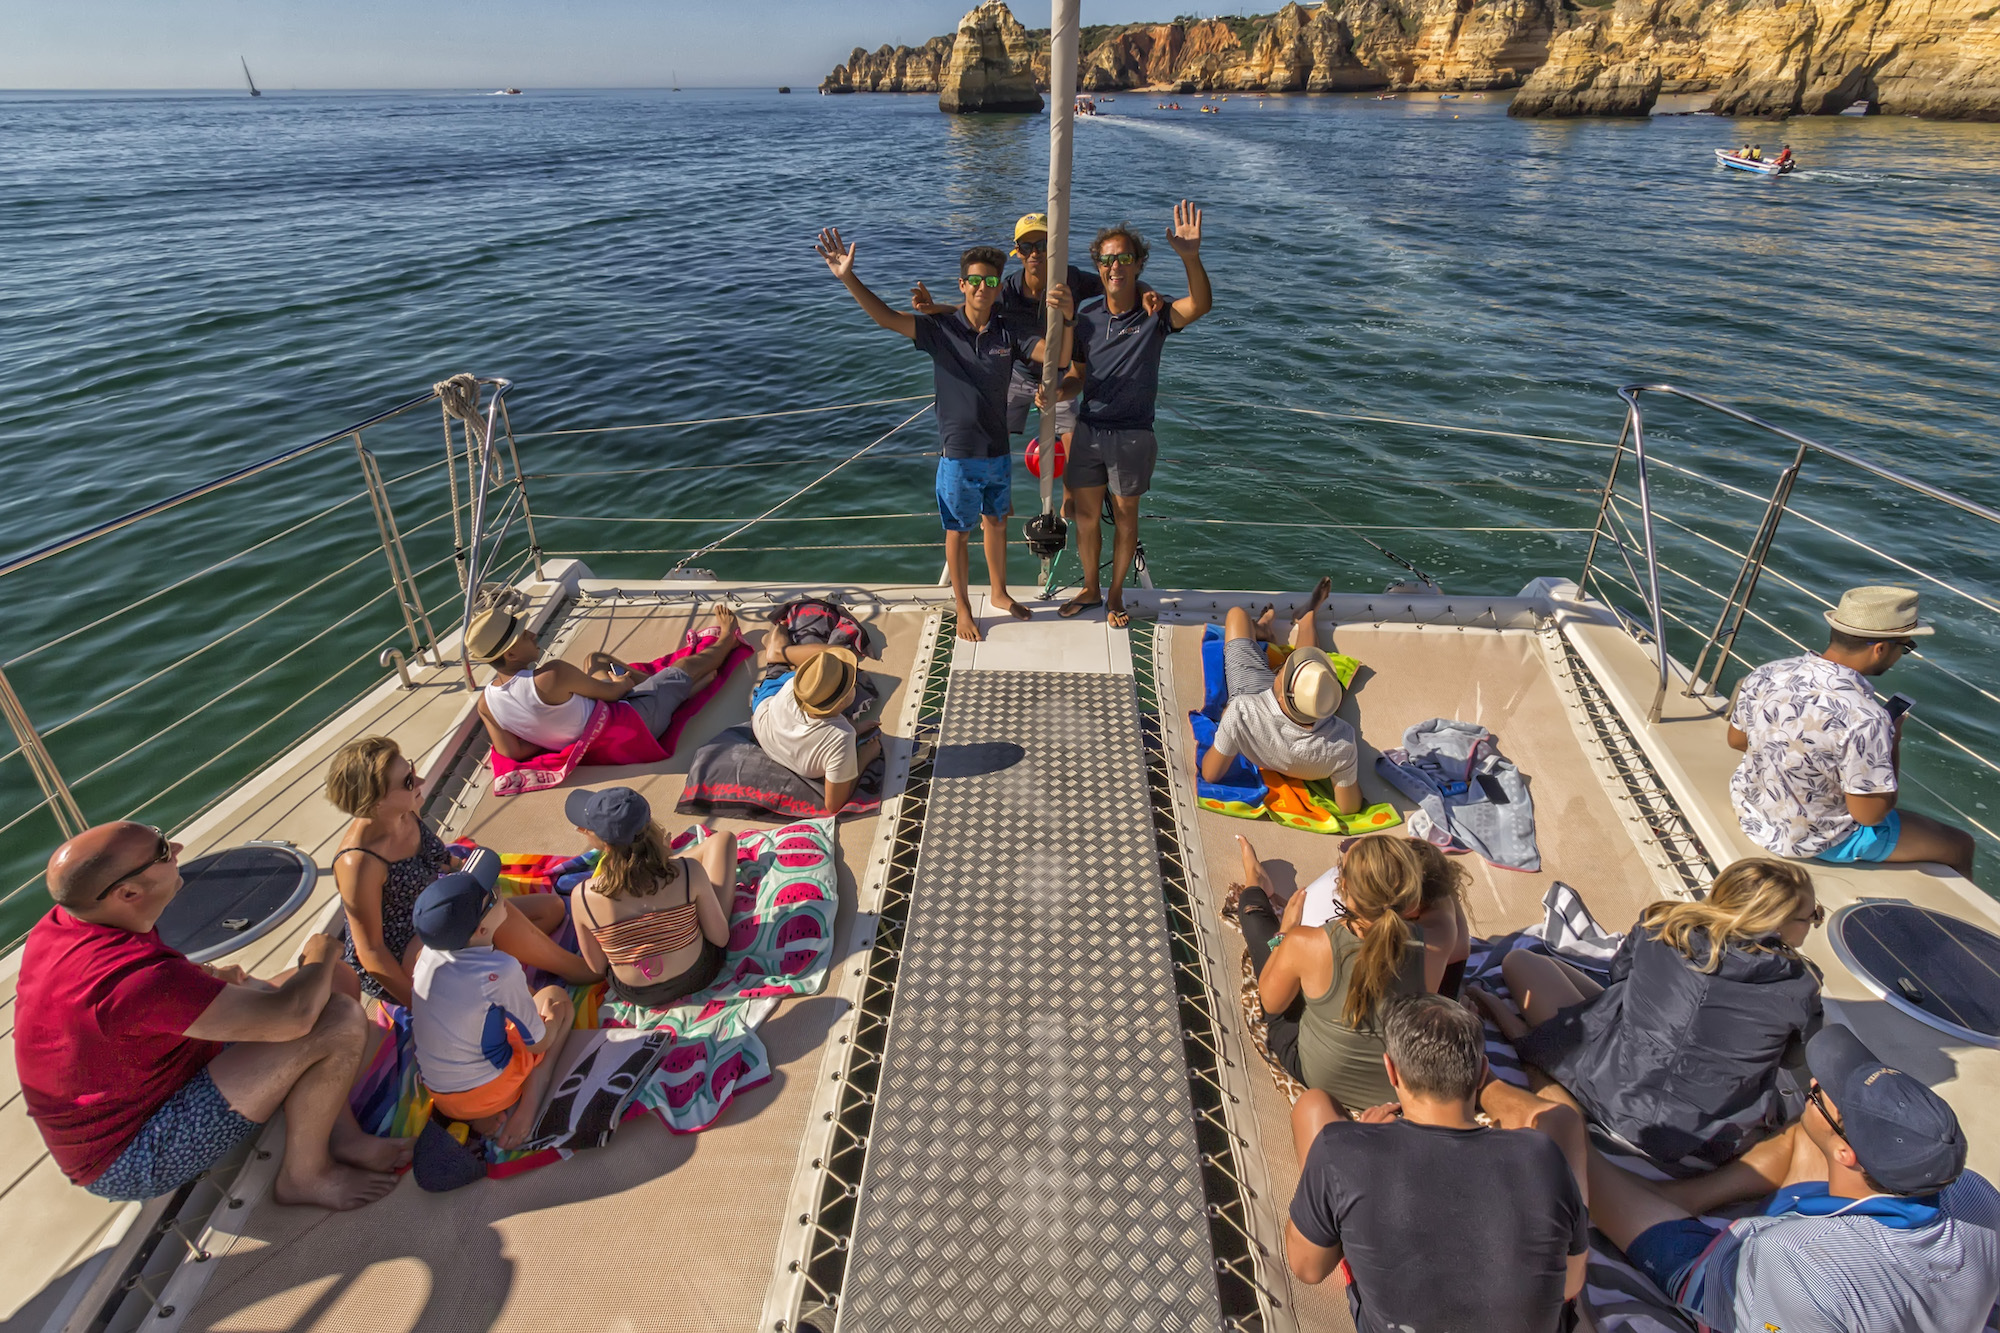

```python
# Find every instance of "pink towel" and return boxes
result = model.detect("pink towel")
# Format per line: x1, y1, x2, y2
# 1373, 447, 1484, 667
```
489, 629, 753, 796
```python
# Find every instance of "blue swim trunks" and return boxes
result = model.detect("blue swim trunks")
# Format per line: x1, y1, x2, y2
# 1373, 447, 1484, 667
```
1622, 1215, 1726, 1305
935, 455, 1013, 533
1817, 810, 1902, 864
87, 1066, 260, 1201
751, 671, 792, 712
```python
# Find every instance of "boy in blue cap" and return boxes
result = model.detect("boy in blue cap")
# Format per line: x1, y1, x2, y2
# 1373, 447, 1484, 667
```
410, 854, 577, 1149
1587, 1022, 2000, 1329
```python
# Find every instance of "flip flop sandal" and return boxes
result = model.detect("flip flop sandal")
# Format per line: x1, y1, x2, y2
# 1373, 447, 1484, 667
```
1107, 608, 1132, 629
1058, 596, 1104, 619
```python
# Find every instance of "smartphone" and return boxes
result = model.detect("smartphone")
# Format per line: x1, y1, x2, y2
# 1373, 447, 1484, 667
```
1884, 693, 1915, 721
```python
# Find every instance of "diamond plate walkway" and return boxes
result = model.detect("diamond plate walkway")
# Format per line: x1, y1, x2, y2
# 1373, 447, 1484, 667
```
839, 670, 1220, 1332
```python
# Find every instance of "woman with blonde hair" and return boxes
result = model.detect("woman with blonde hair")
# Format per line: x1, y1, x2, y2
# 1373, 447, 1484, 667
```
1245, 834, 1431, 1115
326, 735, 596, 1004
567, 787, 736, 1008
1473, 857, 1823, 1171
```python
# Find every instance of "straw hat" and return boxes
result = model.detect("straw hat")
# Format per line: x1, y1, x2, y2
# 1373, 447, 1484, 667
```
1824, 586, 1933, 639
795, 648, 860, 719
1278, 648, 1342, 725
465, 607, 525, 663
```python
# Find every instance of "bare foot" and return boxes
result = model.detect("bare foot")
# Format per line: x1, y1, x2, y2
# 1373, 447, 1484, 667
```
711, 602, 739, 641
1464, 984, 1530, 1041
273, 1162, 401, 1211
496, 1100, 538, 1150
954, 603, 984, 643
1251, 604, 1279, 642
332, 1122, 415, 1172
991, 594, 1033, 622
1235, 833, 1277, 898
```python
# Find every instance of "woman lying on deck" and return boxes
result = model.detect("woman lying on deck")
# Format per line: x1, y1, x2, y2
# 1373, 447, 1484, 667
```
1469, 857, 1824, 1172
568, 786, 738, 1009
326, 736, 596, 1005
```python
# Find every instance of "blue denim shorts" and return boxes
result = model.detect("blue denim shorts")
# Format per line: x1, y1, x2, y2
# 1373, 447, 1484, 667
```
1817, 809, 1901, 864
751, 671, 792, 712
935, 455, 1013, 533
87, 1067, 261, 1201
1622, 1215, 1724, 1303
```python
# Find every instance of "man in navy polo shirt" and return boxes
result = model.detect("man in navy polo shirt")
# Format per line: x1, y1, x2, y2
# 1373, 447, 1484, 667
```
1049, 200, 1212, 629
816, 227, 1073, 643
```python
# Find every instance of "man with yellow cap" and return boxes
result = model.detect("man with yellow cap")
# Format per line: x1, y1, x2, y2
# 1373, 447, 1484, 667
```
751, 631, 877, 814
1200, 578, 1362, 813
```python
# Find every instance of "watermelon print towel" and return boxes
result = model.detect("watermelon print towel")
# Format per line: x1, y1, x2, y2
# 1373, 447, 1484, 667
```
349, 818, 841, 1177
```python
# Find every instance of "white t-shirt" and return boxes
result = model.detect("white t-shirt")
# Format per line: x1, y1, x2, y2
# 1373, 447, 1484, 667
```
752, 678, 858, 783
410, 945, 544, 1095
1215, 691, 1360, 785
1729, 654, 1897, 857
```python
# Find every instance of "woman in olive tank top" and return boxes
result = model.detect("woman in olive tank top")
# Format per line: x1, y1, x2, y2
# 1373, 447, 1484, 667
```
1250, 836, 1430, 1115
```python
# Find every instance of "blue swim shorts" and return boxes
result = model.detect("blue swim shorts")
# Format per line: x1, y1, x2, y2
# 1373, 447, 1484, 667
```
936, 455, 1013, 533
1622, 1215, 1725, 1305
87, 1066, 261, 1201
1816, 809, 1902, 864
751, 671, 792, 712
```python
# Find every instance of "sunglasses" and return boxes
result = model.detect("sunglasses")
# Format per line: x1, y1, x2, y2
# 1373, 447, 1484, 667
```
399, 767, 421, 792
97, 827, 172, 900
1015, 239, 1046, 255
1891, 638, 1919, 653
1095, 252, 1139, 267
962, 274, 1001, 289
1807, 1080, 1847, 1139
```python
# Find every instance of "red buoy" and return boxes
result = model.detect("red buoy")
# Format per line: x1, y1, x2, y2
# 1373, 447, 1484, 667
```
1025, 437, 1067, 480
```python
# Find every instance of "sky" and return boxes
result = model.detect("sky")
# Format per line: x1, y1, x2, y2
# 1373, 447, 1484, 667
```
0, 1, 1226, 90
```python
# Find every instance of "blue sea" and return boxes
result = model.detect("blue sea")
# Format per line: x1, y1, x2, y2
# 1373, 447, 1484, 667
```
3, 87, 1999, 935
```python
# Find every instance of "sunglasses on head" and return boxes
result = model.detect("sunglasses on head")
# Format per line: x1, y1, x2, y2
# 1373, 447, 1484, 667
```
1095, 252, 1139, 267
962, 274, 1001, 289
96, 827, 172, 900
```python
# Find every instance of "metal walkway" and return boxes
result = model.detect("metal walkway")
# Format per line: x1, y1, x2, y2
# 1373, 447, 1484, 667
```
839, 670, 1220, 1331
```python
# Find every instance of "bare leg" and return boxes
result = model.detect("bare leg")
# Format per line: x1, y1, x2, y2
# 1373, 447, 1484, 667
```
946, 529, 981, 643
1223, 604, 1274, 645
761, 623, 793, 670
1654, 1123, 1809, 1216
1586, 1149, 1695, 1255
1105, 495, 1142, 628
1289, 577, 1333, 651
511, 893, 567, 938
494, 898, 598, 983
695, 831, 740, 918
1482, 1079, 1590, 1206
206, 994, 404, 1210
670, 604, 741, 690
983, 514, 1030, 621
1236, 832, 1279, 903
1291, 1089, 1344, 1167
496, 989, 576, 1149
1500, 950, 1602, 1027
1464, 984, 1589, 1110
1065, 484, 1109, 617
1885, 809, 1977, 880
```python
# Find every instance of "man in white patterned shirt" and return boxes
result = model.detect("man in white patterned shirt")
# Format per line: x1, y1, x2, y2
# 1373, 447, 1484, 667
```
1727, 585, 1974, 879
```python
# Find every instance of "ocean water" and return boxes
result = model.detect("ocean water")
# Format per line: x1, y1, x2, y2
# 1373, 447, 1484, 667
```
3, 87, 1999, 937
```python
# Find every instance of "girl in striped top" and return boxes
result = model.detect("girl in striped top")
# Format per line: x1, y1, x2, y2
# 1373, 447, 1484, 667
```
568, 787, 736, 1009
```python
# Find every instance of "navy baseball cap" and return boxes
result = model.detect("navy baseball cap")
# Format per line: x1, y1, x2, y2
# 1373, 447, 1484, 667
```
411, 852, 501, 952
1808, 1024, 1967, 1195
565, 786, 651, 846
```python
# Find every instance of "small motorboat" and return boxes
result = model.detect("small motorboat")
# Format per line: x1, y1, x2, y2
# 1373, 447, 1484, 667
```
1438, 93, 1461, 101
1715, 148, 1795, 174
1841, 100, 1870, 115
1374, 93, 1397, 100
1075, 94, 1099, 115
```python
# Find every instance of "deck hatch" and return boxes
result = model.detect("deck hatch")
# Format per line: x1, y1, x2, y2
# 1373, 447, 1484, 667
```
1830, 902, 2000, 1047
837, 670, 1221, 1331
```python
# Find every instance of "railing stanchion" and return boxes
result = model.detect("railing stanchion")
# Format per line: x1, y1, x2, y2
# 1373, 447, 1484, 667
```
353, 434, 440, 665
0, 666, 84, 839
496, 398, 545, 583
1614, 391, 1672, 723
1688, 438, 1810, 697
1577, 413, 1631, 593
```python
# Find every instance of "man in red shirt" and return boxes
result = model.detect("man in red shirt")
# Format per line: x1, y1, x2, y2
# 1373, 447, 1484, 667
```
14, 821, 411, 1208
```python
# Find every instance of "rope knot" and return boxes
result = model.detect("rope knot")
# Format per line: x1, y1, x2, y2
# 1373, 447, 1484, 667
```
433, 374, 485, 433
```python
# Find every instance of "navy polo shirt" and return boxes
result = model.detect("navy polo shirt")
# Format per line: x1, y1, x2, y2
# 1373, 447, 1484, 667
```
998, 263, 1104, 333
1074, 296, 1178, 431
912, 310, 1042, 459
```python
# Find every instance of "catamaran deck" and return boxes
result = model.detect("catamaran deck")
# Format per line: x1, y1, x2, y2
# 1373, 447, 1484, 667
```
6, 570, 1997, 1333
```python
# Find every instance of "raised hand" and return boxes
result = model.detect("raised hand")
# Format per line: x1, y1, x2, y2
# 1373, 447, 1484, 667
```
1166, 199, 1203, 257
815, 226, 857, 280
1142, 290, 1168, 317
910, 280, 936, 308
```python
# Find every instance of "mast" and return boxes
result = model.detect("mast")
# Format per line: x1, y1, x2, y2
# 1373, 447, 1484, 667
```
1033, 0, 1080, 590
241, 57, 260, 97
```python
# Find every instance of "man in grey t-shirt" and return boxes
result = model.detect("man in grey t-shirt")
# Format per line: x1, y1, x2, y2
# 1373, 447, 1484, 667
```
1200, 578, 1363, 815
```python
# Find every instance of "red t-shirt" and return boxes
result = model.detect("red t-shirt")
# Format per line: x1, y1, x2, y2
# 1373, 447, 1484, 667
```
13, 907, 227, 1185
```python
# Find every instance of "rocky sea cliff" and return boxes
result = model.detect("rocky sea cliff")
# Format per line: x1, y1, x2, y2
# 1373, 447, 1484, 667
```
820, 0, 2000, 119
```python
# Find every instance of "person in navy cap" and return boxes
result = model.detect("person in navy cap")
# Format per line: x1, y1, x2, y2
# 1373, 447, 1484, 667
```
409, 852, 577, 1149
1586, 1022, 2000, 1329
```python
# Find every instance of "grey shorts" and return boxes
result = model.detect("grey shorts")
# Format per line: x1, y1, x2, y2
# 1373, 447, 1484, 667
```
1068, 423, 1158, 497
1006, 370, 1077, 438
624, 665, 694, 737
87, 1067, 260, 1201
1223, 635, 1277, 702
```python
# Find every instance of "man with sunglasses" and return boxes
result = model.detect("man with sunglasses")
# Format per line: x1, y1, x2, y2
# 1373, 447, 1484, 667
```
1728, 585, 1975, 879
1584, 1023, 2000, 1330
14, 821, 411, 1209
816, 226, 1073, 642
1049, 200, 1213, 628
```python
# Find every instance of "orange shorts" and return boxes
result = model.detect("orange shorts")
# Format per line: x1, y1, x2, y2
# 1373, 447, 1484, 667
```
427, 1028, 543, 1123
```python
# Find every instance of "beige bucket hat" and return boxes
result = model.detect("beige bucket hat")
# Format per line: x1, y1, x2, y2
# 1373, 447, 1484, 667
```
1278, 647, 1343, 725
1824, 586, 1933, 639
794, 648, 860, 719
464, 606, 526, 663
